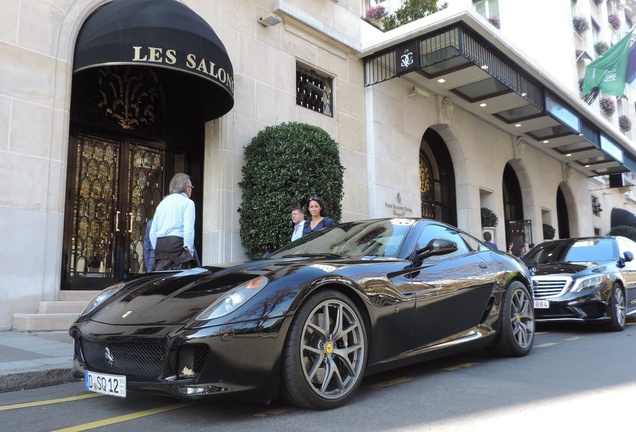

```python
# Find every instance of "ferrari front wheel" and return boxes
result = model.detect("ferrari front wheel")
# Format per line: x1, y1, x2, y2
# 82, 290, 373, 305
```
280, 290, 367, 410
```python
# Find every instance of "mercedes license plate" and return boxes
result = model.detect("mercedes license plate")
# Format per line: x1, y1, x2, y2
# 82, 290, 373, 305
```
85, 370, 126, 397
534, 299, 550, 309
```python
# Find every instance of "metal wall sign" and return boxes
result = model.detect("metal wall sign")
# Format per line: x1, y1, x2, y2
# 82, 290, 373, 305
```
396, 41, 419, 76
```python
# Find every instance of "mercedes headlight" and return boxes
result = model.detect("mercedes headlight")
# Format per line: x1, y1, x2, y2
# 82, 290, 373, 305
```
570, 274, 608, 292
195, 276, 268, 321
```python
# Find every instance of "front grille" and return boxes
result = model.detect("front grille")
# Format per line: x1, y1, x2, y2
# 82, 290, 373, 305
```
532, 276, 570, 299
81, 340, 166, 379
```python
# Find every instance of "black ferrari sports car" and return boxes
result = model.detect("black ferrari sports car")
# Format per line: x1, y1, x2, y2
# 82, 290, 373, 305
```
70, 218, 535, 409
522, 236, 636, 330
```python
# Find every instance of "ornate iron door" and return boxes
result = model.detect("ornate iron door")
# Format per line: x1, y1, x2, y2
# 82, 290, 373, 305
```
64, 134, 165, 290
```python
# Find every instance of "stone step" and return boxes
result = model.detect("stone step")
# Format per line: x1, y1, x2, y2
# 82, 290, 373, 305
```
11, 291, 99, 331
12, 313, 80, 332
59, 290, 98, 302
39, 300, 89, 314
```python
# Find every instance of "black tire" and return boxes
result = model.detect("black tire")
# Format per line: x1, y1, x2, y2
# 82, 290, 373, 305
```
605, 283, 626, 332
488, 281, 535, 357
280, 290, 367, 410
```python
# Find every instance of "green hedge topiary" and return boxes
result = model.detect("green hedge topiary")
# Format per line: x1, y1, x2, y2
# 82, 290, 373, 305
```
543, 223, 555, 240
238, 122, 345, 260
608, 225, 636, 242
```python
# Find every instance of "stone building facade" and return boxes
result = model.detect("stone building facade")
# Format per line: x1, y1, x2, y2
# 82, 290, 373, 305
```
1, 0, 635, 330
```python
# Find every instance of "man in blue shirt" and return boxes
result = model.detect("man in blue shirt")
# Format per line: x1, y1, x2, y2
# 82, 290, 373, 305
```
149, 173, 197, 270
483, 231, 498, 250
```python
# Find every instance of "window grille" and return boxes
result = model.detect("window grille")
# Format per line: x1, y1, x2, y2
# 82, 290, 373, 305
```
296, 65, 333, 117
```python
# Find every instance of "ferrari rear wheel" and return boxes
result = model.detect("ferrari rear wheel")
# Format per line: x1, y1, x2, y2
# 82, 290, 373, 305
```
280, 290, 367, 410
605, 283, 626, 332
488, 281, 535, 357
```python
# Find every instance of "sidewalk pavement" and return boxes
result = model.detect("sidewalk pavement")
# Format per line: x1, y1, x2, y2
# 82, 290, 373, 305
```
0, 330, 79, 393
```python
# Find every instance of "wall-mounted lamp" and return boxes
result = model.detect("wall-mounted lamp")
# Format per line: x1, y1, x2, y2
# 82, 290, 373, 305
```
409, 86, 430, 98
258, 13, 282, 27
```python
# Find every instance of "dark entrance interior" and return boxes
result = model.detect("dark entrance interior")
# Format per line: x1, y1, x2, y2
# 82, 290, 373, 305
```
63, 66, 204, 290
557, 186, 570, 239
503, 163, 532, 246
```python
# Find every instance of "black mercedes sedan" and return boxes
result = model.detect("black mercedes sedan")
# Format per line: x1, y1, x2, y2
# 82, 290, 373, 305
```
523, 236, 636, 331
69, 218, 534, 410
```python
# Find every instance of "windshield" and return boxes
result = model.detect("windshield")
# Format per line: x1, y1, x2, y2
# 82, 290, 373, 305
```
268, 219, 416, 259
523, 238, 616, 266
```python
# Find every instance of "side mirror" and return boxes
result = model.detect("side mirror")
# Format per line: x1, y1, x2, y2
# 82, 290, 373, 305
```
624, 251, 634, 262
413, 238, 458, 261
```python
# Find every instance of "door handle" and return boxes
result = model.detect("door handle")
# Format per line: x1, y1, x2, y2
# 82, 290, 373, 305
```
128, 212, 134, 234
115, 211, 120, 232
479, 262, 487, 269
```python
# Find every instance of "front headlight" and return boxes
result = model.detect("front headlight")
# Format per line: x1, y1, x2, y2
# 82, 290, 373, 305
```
78, 282, 126, 320
570, 274, 608, 292
195, 276, 268, 321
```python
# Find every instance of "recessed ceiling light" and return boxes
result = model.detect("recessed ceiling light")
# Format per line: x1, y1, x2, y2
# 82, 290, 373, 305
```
543, 140, 549, 144
585, 164, 590, 168
481, 64, 489, 70
566, 153, 572, 157
515, 123, 522, 127
480, 103, 487, 107
521, 92, 527, 97
437, 78, 446, 83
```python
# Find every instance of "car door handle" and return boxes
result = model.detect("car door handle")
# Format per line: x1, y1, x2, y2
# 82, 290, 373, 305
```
479, 262, 487, 269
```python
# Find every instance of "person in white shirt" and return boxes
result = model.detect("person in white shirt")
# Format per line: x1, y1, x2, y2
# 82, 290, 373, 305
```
149, 173, 197, 270
291, 207, 306, 241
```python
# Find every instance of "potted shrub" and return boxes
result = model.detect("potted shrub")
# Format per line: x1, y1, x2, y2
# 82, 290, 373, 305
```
594, 41, 609, 56
600, 97, 616, 116
543, 223, 556, 240
481, 207, 499, 227
608, 13, 621, 30
619, 114, 632, 132
573, 16, 590, 33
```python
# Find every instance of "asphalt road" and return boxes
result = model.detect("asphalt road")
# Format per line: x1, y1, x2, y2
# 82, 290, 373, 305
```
1, 322, 635, 432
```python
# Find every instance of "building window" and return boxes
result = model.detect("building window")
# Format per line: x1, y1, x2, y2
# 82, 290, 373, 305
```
592, 195, 602, 216
296, 65, 333, 117
474, 0, 499, 20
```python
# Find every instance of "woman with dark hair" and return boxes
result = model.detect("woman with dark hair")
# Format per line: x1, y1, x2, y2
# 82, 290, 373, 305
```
508, 233, 529, 258
302, 195, 335, 236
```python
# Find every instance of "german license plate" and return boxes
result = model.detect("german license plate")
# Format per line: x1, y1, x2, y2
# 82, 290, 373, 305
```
85, 370, 126, 397
534, 299, 550, 309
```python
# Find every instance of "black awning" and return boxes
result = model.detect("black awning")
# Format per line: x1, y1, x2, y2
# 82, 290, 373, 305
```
611, 207, 636, 228
74, 0, 234, 120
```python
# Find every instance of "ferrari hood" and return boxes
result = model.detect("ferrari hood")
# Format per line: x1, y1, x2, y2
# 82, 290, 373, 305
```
88, 267, 260, 326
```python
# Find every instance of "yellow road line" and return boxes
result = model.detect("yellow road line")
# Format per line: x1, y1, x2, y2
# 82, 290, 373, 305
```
254, 406, 295, 417
0, 393, 103, 411
50, 402, 191, 432
535, 342, 558, 348
367, 376, 413, 390
442, 362, 479, 371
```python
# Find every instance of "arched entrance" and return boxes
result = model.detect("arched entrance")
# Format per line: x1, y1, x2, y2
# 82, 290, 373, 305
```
557, 186, 570, 238
419, 129, 457, 226
62, 0, 234, 290
503, 163, 532, 246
